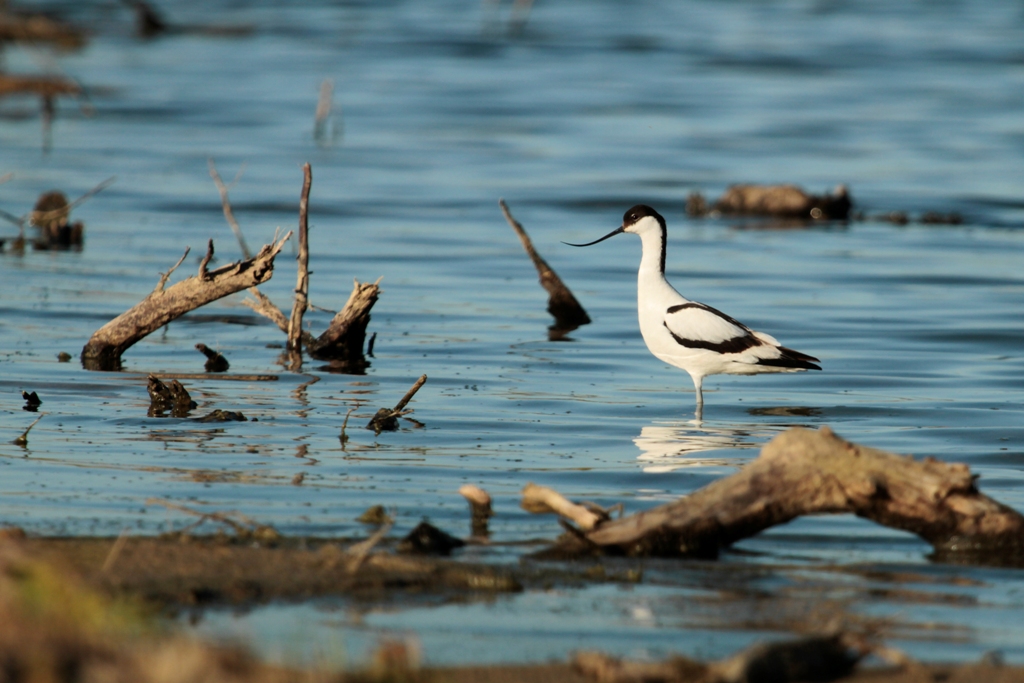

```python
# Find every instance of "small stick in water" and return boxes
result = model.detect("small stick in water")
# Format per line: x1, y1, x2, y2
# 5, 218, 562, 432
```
366, 374, 427, 434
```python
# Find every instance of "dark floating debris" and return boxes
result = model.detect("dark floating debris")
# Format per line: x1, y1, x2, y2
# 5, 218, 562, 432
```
687, 184, 852, 220
57, 352, 71, 362
195, 343, 229, 372
398, 520, 465, 556
366, 374, 427, 435
195, 409, 247, 423
500, 199, 591, 339
30, 191, 83, 249
358, 505, 393, 525
21, 391, 41, 412
146, 375, 196, 418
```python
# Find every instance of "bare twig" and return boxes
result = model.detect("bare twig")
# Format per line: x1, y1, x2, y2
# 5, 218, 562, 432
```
394, 374, 428, 413
197, 239, 214, 281
344, 522, 393, 574
287, 163, 312, 352
155, 247, 191, 293
208, 159, 251, 259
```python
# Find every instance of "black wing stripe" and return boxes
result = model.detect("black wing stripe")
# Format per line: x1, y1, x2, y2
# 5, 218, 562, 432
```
663, 322, 762, 354
666, 302, 751, 331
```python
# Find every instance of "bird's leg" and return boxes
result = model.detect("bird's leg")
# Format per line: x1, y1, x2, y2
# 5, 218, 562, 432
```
693, 376, 704, 418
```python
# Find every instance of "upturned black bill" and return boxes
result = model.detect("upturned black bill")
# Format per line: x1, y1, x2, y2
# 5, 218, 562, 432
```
563, 226, 624, 247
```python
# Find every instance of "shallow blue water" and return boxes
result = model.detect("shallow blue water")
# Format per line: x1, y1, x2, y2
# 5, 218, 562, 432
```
2, 0, 1024, 669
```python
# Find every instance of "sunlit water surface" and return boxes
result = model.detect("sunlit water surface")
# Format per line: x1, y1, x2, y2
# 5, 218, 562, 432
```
2, 0, 1024, 669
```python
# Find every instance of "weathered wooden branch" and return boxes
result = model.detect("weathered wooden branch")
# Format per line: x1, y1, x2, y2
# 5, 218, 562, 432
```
499, 199, 590, 334
533, 426, 1024, 562
81, 233, 291, 371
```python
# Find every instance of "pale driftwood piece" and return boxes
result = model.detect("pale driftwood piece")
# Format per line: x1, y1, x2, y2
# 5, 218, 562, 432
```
208, 159, 251, 259
499, 199, 591, 334
687, 184, 852, 220
522, 483, 603, 532
288, 163, 312, 352
537, 426, 1024, 561
307, 278, 381, 365
81, 233, 291, 371
459, 484, 493, 538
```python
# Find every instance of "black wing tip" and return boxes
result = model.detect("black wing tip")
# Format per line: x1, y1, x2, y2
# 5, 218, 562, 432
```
757, 346, 822, 371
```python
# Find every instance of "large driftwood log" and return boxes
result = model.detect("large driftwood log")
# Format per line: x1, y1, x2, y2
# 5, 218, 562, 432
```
536, 427, 1024, 561
81, 234, 291, 371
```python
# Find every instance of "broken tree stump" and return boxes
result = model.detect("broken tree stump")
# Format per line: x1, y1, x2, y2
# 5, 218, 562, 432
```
307, 278, 381, 367
499, 199, 591, 336
534, 426, 1024, 562
81, 233, 291, 371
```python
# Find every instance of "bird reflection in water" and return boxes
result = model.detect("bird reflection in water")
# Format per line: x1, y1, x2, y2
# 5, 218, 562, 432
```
634, 407, 821, 473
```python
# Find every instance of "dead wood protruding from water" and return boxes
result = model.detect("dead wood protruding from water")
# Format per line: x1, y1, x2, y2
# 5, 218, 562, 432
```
195, 343, 229, 372
499, 199, 591, 338
307, 277, 381, 368
533, 426, 1024, 563
81, 233, 291, 371
234, 164, 380, 372
575, 632, 862, 683
459, 484, 493, 539
287, 163, 313, 356
367, 374, 427, 434
687, 184, 852, 221
146, 375, 196, 417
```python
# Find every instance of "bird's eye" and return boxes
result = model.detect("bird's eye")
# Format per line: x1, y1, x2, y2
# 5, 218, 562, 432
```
630, 214, 636, 220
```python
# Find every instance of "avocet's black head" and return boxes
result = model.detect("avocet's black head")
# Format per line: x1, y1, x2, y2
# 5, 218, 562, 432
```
621, 204, 665, 233
563, 204, 668, 273
564, 204, 666, 247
